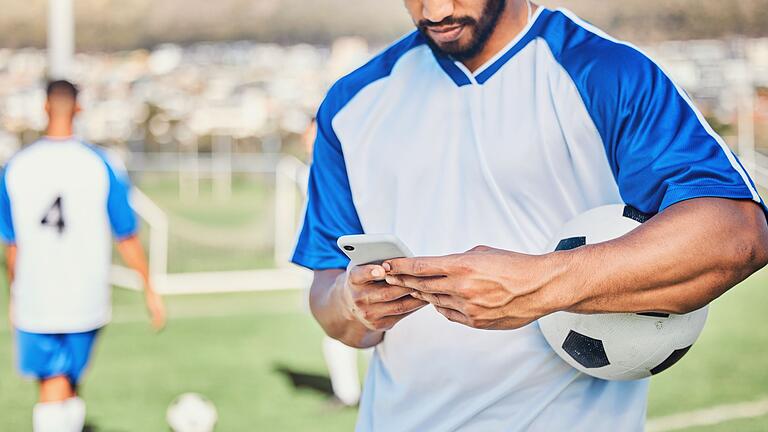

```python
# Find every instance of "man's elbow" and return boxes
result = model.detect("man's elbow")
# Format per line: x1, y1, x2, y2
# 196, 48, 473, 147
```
746, 233, 768, 274
732, 216, 768, 277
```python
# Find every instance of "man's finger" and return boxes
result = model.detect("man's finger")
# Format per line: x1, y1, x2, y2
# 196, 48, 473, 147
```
383, 257, 454, 277
374, 297, 429, 318
411, 292, 464, 310
368, 307, 419, 331
349, 264, 387, 285
366, 285, 417, 303
435, 306, 471, 326
384, 274, 462, 296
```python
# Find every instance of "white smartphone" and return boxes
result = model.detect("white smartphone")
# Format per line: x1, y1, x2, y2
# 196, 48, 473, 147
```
337, 234, 413, 266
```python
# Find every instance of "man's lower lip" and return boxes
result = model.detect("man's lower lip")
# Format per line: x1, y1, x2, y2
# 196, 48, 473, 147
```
428, 25, 465, 43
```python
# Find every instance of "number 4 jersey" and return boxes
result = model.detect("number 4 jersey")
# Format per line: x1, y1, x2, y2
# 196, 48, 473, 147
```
0, 138, 138, 333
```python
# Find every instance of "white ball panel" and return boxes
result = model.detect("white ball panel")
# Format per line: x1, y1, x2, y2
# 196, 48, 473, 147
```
166, 393, 219, 432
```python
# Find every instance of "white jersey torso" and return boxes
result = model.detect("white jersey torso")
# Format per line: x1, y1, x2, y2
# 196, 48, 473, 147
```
292, 7, 765, 431
1, 138, 137, 333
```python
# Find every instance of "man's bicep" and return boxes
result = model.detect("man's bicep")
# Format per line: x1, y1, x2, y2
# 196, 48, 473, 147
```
309, 269, 345, 314
312, 270, 344, 292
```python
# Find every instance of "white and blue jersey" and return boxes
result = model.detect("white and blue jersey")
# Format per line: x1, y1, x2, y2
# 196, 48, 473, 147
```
292, 7, 766, 432
0, 137, 137, 334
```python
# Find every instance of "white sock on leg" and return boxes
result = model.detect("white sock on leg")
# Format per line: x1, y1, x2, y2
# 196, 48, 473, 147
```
66, 397, 86, 432
33, 401, 69, 432
322, 336, 361, 406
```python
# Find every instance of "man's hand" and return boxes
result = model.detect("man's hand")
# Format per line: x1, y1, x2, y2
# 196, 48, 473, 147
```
144, 288, 166, 331
384, 246, 563, 330
341, 265, 428, 332
116, 236, 167, 331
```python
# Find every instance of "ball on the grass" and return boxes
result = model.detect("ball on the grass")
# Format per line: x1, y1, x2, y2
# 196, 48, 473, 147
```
166, 393, 218, 432
538, 204, 708, 381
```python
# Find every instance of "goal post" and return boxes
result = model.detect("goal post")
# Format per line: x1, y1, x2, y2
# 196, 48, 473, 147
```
111, 155, 312, 295
47, 0, 75, 80
110, 187, 169, 292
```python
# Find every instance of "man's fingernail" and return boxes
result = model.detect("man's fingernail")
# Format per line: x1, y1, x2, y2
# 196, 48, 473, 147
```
383, 262, 391, 271
372, 268, 384, 277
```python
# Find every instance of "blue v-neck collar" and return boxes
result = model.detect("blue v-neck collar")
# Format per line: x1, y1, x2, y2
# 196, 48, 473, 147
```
429, 7, 550, 87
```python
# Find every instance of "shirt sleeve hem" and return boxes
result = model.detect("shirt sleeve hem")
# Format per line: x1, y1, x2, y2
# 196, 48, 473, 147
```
660, 184, 766, 214
114, 229, 139, 241
291, 250, 349, 271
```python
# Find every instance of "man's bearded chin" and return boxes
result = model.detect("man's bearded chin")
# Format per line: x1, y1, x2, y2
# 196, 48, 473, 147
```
419, 0, 507, 61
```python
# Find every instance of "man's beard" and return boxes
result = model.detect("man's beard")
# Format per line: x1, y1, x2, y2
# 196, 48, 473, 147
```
418, 0, 507, 61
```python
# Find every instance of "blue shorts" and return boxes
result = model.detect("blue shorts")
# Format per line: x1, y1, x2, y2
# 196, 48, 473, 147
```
15, 328, 100, 385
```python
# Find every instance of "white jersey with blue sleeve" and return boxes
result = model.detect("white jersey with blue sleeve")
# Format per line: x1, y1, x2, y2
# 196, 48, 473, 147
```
0, 137, 138, 334
292, 7, 767, 432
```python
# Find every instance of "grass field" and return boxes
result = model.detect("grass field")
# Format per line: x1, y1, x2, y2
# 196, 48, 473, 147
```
0, 269, 766, 431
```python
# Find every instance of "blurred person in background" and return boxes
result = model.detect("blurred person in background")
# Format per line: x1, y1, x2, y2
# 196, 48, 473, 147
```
0, 80, 166, 432
292, 0, 768, 431
302, 117, 363, 407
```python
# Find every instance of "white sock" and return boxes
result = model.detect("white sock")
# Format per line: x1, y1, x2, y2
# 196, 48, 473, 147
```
65, 397, 86, 432
33, 401, 69, 432
322, 337, 361, 406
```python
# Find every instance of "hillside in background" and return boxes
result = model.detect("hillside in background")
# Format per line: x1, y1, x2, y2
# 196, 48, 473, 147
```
2, 0, 768, 50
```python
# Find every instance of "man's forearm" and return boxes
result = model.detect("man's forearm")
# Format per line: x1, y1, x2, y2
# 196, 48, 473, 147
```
547, 198, 768, 315
310, 270, 383, 349
116, 236, 153, 290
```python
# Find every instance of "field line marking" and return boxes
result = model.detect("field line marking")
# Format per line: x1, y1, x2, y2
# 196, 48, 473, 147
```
647, 397, 768, 431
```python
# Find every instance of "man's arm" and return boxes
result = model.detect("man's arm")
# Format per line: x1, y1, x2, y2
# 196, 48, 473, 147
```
5, 244, 15, 286
310, 266, 427, 348
556, 198, 768, 315
384, 198, 768, 330
5, 245, 15, 326
116, 235, 166, 330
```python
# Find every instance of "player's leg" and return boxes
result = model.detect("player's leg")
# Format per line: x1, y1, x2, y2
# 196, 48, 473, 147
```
15, 330, 76, 431
39, 375, 75, 401
322, 336, 361, 406
61, 329, 101, 432
36, 376, 78, 432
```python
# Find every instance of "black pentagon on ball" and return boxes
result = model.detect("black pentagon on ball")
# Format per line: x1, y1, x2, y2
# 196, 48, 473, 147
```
637, 312, 671, 318
623, 205, 655, 224
562, 330, 610, 369
555, 237, 587, 252
650, 345, 692, 375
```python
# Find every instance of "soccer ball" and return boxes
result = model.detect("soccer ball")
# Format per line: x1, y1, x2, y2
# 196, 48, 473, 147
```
166, 393, 218, 432
538, 204, 709, 381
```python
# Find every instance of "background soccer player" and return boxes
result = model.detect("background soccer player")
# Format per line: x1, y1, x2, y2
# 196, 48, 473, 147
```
292, 0, 768, 430
0, 80, 166, 432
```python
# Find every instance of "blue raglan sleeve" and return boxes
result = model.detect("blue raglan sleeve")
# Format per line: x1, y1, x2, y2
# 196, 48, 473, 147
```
291, 91, 364, 270
570, 42, 766, 216
104, 158, 139, 239
0, 168, 15, 244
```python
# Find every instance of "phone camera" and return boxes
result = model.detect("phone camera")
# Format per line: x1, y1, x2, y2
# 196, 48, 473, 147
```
343, 245, 355, 252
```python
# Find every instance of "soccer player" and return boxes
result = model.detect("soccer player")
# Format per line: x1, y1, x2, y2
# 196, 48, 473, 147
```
0, 80, 166, 432
292, 1, 768, 431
